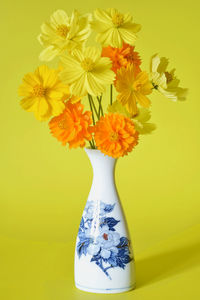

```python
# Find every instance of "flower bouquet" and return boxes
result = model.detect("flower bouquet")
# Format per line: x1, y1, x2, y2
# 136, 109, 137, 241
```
18, 8, 187, 294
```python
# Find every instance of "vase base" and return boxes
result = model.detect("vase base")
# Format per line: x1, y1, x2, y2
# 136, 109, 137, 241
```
75, 282, 135, 294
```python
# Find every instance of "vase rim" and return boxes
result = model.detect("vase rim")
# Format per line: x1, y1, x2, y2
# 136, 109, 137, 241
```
84, 147, 118, 161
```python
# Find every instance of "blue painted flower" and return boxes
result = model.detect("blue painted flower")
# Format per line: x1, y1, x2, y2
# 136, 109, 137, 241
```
87, 243, 100, 256
97, 225, 120, 250
84, 201, 95, 219
77, 200, 133, 279
87, 225, 120, 259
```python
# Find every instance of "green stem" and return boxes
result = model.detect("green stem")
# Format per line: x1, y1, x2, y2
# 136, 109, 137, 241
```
87, 94, 96, 149
89, 94, 99, 120
110, 84, 113, 105
88, 94, 95, 126
89, 140, 95, 149
98, 97, 101, 117
97, 95, 104, 117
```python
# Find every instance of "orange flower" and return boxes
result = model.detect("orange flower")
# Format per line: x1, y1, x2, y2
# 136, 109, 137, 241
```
49, 101, 93, 148
102, 43, 141, 74
94, 113, 139, 158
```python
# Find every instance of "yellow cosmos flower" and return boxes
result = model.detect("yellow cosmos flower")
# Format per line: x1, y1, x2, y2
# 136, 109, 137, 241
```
108, 101, 156, 134
18, 65, 69, 121
150, 54, 188, 101
91, 8, 141, 48
132, 107, 156, 134
60, 46, 115, 97
116, 64, 153, 116
38, 10, 91, 61
107, 100, 131, 118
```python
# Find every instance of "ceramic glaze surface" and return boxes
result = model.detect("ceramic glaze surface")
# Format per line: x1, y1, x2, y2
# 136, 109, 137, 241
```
74, 148, 135, 294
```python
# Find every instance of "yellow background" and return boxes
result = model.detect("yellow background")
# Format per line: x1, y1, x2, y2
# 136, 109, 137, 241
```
1, 0, 200, 299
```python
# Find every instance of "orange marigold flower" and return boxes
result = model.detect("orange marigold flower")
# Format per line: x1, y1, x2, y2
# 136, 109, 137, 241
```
49, 101, 93, 148
94, 113, 139, 158
102, 43, 141, 74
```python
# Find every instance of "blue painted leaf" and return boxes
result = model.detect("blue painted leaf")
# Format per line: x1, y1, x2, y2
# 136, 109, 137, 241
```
101, 217, 120, 230
108, 252, 118, 267
77, 238, 92, 259
78, 231, 85, 239
116, 257, 126, 269
116, 249, 132, 269
86, 219, 92, 228
104, 204, 115, 213
109, 227, 116, 231
123, 255, 132, 264
90, 251, 101, 262
76, 241, 84, 258
118, 247, 130, 257
78, 217, 85, 236
80, 217, 84, 229
117, 237, 130, 248
118, 248, 126, 256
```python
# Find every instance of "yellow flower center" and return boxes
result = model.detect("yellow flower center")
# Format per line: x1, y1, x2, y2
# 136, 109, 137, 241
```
81, 58, 95, 72
110, 131, 119, 142
56, 24, 69, 38
165, 72, 173, 84
112, 13, 124, 27
133, 81, 142, 91
33, 85, 46, 97
58, 119, 68, 130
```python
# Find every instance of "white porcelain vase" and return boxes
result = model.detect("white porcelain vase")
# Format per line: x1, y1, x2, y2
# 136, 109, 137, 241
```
74, 148, 135, 294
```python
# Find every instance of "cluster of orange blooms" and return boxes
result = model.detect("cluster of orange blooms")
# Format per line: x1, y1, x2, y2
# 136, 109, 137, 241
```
49, 43, 140, 158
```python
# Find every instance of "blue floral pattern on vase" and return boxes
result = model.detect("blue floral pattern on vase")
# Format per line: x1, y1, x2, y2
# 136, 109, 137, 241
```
76, 201, 133, 280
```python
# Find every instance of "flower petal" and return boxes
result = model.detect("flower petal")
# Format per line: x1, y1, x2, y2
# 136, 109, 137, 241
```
94, 8, 112, 24
50, 10, 69, 28
136, 92, 151, 107
150, 54, 160, 73
39, 46, 60, 62
86, 72, 105, 96
20, 97, 37, 112
119, 27, 137, 45
71, 73, 87, 96
48, 98, 65, 116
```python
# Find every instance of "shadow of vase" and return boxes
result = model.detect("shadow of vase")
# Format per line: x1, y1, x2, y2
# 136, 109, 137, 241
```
136, 241, 200, 288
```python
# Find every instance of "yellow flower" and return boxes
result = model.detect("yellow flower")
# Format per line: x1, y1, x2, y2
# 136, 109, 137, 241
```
107, 100, 131, 118
116, 64, 153, 116
60, 46, 115, 97
150, 54, 188, 101
91, 8, 141, 48
38, 10, 91, 61
18, 65, 69, 121
132, 108, 156, 134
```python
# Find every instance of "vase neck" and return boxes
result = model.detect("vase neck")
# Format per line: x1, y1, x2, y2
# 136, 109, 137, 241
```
85, 148, 117, 198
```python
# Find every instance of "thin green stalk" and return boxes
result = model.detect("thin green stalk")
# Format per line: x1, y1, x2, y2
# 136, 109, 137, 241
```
97, 96, 101, 117
88, 94, 95, 126
87, 94, 96, 149
89, 140, 95, 149
110, 84, 113, 105
89, 94, 99, 120
97, 95, 104, 117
